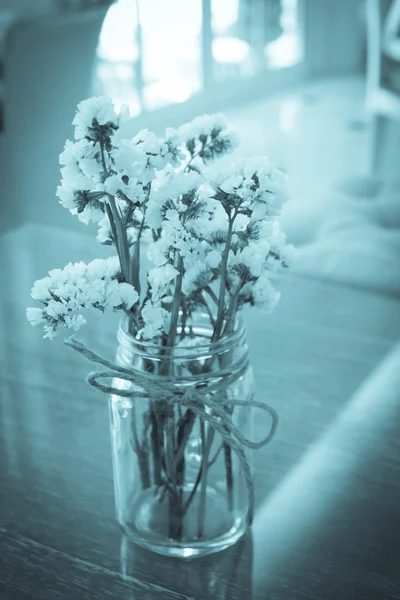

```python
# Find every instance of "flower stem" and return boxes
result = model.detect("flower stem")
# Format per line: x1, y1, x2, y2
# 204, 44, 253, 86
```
224, 441, 234, 511
222, 286, 242, 336
129, 416, 150, 489
165, 409, 182, 539
131, 217, 145, 295
212, 214, 235, 341
149, 403, 163, 487
197, 421, 215, 538
166, 255, 184, 349
107, 193, 131, 285
98, 142, 132, 286
204, 285, 219, 306
199, 294, 216, 328
156, 255, 184, 539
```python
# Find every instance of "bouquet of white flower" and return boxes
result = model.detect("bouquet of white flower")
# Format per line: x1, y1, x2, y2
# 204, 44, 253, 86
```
27, 97, 294, 557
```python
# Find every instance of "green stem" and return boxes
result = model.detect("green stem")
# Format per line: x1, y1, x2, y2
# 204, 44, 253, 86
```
149, 403, 163, 487
131, 217, 145, 295
204, 285, 219, 306
208, 441, 224, 468
155, 256, 184, 538
224, 441, 234, 512
200, 293, 216, 328
105, 203, 123, 266
180, 297, 188, 340
165, 410, 181, 539
130, 184, 150, 294
197, 421, 215, 538
212, 215, 235, 341
107, 193, 131, 285
173, 409, 196, 469
98, 142, 133, 286
182, 455, 203, 516
184, 138, 215, 173
129, 410, 150, 489
175, 406, 187, 538
166, 255, 184, 350
222, 285, 242, 336
137, 448, 151, 489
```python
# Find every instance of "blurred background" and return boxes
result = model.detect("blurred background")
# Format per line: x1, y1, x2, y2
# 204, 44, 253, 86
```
0, 0, 399, 295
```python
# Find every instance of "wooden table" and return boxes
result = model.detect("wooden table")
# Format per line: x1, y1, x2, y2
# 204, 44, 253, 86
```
1, 224, 400, 600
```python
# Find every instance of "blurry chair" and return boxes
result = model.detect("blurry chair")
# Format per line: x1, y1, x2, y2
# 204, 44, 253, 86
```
0, 7, 108, 233
366, 0, 400, 175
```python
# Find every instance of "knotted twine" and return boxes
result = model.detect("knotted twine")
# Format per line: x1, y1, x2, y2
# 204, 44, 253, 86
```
64, 336, 278, 526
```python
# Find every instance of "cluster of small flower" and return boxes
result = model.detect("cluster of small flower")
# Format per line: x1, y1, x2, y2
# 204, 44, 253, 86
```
206, 158, 295, 312
214, 157, 290, 220
28, 96, 294, 342
178, 113, 239, 164
26, 257, 138, 338
57, 97, 183, 233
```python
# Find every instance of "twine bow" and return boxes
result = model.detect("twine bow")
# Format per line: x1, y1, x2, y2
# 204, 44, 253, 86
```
65, 336, 278, 525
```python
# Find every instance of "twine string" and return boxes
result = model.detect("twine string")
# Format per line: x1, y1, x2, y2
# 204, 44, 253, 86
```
65, 336, 278, 525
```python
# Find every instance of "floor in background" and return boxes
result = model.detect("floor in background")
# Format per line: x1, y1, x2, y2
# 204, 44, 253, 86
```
224, 74, 400, 297
225, 74, 400, 244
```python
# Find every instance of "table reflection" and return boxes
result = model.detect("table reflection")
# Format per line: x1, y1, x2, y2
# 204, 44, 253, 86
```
120, 531, 253, 600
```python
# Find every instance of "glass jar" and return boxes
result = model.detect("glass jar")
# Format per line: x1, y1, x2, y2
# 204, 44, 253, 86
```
109, 312, 255, 558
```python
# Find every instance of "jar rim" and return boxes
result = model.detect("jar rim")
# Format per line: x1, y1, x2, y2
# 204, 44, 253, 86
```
118, 312, 246, 358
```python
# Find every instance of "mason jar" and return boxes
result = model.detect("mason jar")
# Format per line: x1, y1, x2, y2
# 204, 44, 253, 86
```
109, 312, 255, 558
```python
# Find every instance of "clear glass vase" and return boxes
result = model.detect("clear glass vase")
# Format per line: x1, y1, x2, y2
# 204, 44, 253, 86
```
109, 313, 254, 558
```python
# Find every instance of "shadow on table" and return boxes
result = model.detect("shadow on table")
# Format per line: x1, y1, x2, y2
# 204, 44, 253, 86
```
252, 341, 400, 599
120, 530, 254, 600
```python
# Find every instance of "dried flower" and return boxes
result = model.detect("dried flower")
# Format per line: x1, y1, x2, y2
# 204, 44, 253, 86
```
29, 96, 294, 345
27, 257, 138, 338
72, 96, 119, 141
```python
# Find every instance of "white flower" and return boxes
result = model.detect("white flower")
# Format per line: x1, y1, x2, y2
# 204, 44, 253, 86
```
64, 314, 87, 331
97, 215, 112, 245
213, 157, 289, 219
133, 129, 161, 154
111, 139, 148, 178
26, 307, 46, 326
73, 96, 118, 140
251, 274, 281, 312
60, 138, 102, 183
62, 261, 87, 282
45, 300, 69, 319
79, 158, 101, 180
139, 302, 170, 340
43, 326, 58, 340
220, 175, 243, 194
182, 264, 211, 295
27, 257, 138, 338
178, 113, 228, 140
110, 129, 180, 189
149, 171, 203, 218
230, 243, 268, 278
119, 282, 140, 308
205, 249, 222, 269
76, 203, 104, 225
262, 221, 296, 272
29, 104, 295, 345
56, 185, 77, 210
177, 114, 239, 163
112, 104, 136, 142
85, 256, 120, 280
282, 243, 296, 267
31, 277, 52, 300
148, 263, 179, 287
59, 140, 77, 165
146, 198, 164, 230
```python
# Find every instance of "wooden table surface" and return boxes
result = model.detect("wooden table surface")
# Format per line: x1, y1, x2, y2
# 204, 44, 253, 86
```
1, 224, 400, 600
